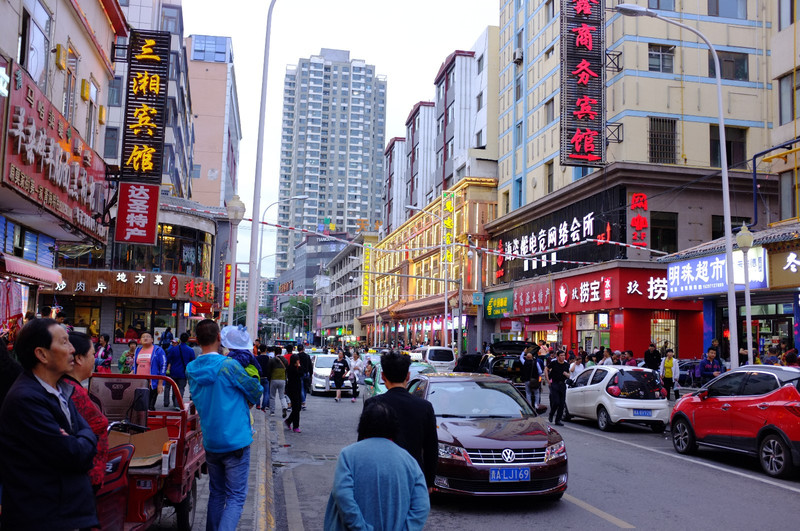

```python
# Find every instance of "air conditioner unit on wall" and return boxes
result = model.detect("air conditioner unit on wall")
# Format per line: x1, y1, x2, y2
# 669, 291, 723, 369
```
513, 48, 524, 65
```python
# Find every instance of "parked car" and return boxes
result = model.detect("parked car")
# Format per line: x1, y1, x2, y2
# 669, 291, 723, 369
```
409, 373, 568, 499
564, 366, 670, 433
361, 361, 436, 402
477, 341, 540, 392
310, 354, 352, 395
453, 353, 485, 373
670, 366, 800, 478
412, 346, 456, 372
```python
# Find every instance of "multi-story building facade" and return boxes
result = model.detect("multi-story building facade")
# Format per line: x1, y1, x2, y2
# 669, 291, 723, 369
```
484, 1, 778, 356
276, 49, 387, 273
104, 0, 195, 199
186, 34, 241, 208
0, 0, 127, 326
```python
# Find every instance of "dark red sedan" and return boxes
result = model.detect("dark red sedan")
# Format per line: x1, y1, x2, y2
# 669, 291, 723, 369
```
408, 373, 567, 498
670, 365, 800, 478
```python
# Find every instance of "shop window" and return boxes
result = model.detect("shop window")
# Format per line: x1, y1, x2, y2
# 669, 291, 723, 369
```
650, 211, 678, 254
710, 215, 750, 240
651, 310, 677, 355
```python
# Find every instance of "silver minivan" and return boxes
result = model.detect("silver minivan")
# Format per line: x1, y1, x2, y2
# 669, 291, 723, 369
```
412, 346, 456, 372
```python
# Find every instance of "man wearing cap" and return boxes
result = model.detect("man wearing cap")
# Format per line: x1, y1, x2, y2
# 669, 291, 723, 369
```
187, 320, 262, 530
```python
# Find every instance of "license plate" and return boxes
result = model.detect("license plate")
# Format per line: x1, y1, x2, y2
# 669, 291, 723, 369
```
489, 467, 530, 482
633, 409, 652, 417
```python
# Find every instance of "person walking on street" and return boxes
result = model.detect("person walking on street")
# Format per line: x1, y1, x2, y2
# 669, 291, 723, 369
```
284, 354, 303, 432
268, 347, 289, 418
349, 351, 364, 403
364, 351, 438, 491
118, 340, 136, 374
520, 350, 541, 409
134, 332, 167, 410
330, 350, 350, 402
659, 348, 680, 401
700, 348, 723, 385
186, 319, 262, 531
297, 344, 312, 409
95, 333, 113, 373
164, 332, 195, 408
545, 350, 570, 426
256, 344, 271, 411
324, 401, 430, 531
644, 343, 661, 371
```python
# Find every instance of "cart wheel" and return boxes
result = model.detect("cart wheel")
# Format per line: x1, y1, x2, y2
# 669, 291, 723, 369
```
176, 480, 197, 531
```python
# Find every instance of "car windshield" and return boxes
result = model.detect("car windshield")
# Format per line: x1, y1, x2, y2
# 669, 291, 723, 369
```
612, 370, 662, 399
410, 364, 436, 378
427, 381, 534, 418
314, 357, 335, 369
427, 349, 453, 361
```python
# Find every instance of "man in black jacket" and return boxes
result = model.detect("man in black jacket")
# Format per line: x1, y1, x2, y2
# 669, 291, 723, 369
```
643, 343, 661, 371
0, 318, 98, 530
520, 348, 541, 409
365, 351, 437, 491
296, 344, 313, 409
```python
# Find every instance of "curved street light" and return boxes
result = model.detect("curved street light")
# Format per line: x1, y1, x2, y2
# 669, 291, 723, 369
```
225, 195, 246, 325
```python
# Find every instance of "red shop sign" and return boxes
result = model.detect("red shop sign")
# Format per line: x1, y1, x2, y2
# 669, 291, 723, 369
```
114, 182, 160, 245
169, 275, 179, 297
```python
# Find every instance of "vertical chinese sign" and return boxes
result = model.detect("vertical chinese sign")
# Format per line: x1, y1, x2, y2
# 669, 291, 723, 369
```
116, 30, 170, 245
223, 264, 232, 307
362, 244, 372, 307
629, 192, 648, 247
441, 191, 456, 265
560, 0, 606, 168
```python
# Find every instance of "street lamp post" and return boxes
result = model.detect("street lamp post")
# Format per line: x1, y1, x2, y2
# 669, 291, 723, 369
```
736, 223, 755, 365
225, 195, 246, 326
295, 299, 311, 343
467, 235, 484, 354
615, 3, 739, 367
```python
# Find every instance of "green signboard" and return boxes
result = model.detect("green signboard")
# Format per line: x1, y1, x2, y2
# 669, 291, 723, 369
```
485, 289, 513, 319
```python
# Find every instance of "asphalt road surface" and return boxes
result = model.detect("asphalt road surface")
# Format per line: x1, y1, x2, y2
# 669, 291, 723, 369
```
268, 391, 800, 530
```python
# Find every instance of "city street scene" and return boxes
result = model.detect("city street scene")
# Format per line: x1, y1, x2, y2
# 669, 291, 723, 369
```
1, 0, 800, 529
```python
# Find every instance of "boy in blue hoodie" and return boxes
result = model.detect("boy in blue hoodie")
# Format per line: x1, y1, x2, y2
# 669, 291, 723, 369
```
186, 319, 262, 530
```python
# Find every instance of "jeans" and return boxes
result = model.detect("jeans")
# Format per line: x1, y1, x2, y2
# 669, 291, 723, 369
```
269, 380, 287, 414
163, 377, 187, 407
525, 381, 540, 408
259, 378, 270, 409
206, 446, 250, 531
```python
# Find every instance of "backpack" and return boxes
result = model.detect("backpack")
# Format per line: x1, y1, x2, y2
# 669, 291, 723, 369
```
244, 364, 260, 379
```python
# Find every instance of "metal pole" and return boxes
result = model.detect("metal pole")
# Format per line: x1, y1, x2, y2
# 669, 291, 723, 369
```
246, 0, 278, 336
457, 279, 463, 357
227, 227, 238, 325
373, 278, 377, 347
443, 259, 449, 348
743, 247, 753, 365
476, 247, 483, 353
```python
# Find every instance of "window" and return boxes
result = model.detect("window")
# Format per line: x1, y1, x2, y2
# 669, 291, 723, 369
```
161, 6, 182, 34
708, 51, 748, 81
107, 76, 122, 107
545, 0, 555, 21
19, 0, 51, 92
545, 46, 555, 60
62, 46, 78, 123
191, 164, 202, 179
545, 161, 554, 193
708, 0, 746, 19
476, 91, 483, 111
86, 79, 99, 149
502, 191, 510, 214
515, 178, 523, 206
516, 30, 524, 50
648, 0, 675, 9
711, 215, 750, 240
707, 373, 747, 397
650, 212, 678, 254
544, 98, 554, 123
649, 117, 677, 164
741, 373, 780, 395
515, 75, 523, 101
590, 369, 607, 385
103, 127, 119, 159
573, 370, 592, 387
710, 125, 747, 168
475, 130, 484, 148
649, 45, 674, 73
476, 54, 484, 73
778, 73, 799, 125
780, 170, 797, 220
515, 122, 523, 147
780, 0, 796, 30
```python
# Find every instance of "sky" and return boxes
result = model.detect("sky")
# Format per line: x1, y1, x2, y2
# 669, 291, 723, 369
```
182, 0, 499, 276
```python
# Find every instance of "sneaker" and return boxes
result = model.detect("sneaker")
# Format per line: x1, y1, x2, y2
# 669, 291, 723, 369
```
334, 398, 339, 402
270, 411, 275, 416
284, 420, 291, 430
555, 421, 565, 426
351, 398, 356, 403
293, 428, 301, 433
302, 406, 307, 410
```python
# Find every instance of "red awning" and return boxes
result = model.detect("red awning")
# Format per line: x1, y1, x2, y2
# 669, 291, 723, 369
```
191, 301, 213, 314
525, 323, 558, 332
1, 254, 62, 285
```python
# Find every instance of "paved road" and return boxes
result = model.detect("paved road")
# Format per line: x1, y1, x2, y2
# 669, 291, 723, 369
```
269, 392, 800, 531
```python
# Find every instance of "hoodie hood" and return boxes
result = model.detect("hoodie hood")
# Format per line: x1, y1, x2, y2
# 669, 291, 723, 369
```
186, 353, 225, 385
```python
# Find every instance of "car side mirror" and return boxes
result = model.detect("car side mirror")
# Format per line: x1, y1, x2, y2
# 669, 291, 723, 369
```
364, 378, 373, 386
697, 389, 709, 401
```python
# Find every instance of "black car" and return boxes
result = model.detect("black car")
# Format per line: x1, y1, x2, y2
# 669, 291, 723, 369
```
478, 341, 540, 392
409, 373, 568, 498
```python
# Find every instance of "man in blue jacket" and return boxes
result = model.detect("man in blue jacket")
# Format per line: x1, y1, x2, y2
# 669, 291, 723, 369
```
0, 318, 98, 530
164, 332, 195, 408
187, 319, 262, 531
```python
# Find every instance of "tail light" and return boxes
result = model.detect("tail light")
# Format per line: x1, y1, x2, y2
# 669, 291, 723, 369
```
660, 387, 667, 398
607, 385, 621, 397
785, 402, 800, 418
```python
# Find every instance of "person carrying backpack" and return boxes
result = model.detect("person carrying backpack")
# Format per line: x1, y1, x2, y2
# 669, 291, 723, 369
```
164, 332, 196, 408
268, 347, 289, 418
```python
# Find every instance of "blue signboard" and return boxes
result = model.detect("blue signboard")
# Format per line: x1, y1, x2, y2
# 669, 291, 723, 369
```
667, 247, 768, 298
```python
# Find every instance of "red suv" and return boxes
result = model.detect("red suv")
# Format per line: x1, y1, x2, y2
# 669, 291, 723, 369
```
670, 366, 800, 478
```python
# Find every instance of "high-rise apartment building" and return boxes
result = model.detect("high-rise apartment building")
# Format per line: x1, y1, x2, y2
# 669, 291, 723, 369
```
186, 35, 242, 208
276, 49, 387, 273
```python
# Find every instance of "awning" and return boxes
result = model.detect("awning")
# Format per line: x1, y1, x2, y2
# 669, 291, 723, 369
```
525, 323, 559, 332
1, 253, 62, 285
190, 301, 213, 314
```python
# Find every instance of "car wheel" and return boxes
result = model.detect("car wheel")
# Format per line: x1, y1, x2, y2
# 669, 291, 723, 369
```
563, 404, 572, 422
760, 434, 795, 478
671, 417, 698, 455
650, 421, 666, 434
176, 480, 197, 531
597, 406, 614, 431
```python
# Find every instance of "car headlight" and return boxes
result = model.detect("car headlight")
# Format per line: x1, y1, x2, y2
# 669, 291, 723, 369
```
545, 440, 566, 462
438, 443, 470, 463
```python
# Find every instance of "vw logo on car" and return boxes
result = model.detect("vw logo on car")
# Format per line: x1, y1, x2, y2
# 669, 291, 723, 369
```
501, 448, 516, 463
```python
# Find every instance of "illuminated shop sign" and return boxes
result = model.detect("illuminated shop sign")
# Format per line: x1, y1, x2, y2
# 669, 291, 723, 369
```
513, 281, 552, 315
49, 270, 214, 301
121, 30, 171, 183
114, 182, 160, 245
495, 187, 625, 280
224, 264, 232, 307
485, 289, 513, 319
629, 192, 648, 247
560, 0, 606, 167
668, 247, 768, 297
441, 192, 456, 265
362, 244, 372, 307
3, 63, 107, 241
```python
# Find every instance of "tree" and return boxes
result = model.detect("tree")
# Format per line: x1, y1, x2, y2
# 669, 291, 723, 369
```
282, 296, 312, 331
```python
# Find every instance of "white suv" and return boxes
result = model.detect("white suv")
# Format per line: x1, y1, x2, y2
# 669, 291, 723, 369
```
411, 346, 455, 372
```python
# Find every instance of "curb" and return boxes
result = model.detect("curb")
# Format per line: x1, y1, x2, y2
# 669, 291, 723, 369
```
255, 412, 276, 530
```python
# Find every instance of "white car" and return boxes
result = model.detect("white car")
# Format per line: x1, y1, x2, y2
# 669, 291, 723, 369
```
564, 366, 670, 433
310, 354, 352, 395
411, 346, 456, 372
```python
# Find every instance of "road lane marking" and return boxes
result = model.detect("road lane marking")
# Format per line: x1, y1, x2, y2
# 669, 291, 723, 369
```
559, 423, 800, 495
564, 494, 635, 528
277, 422, 305, 531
